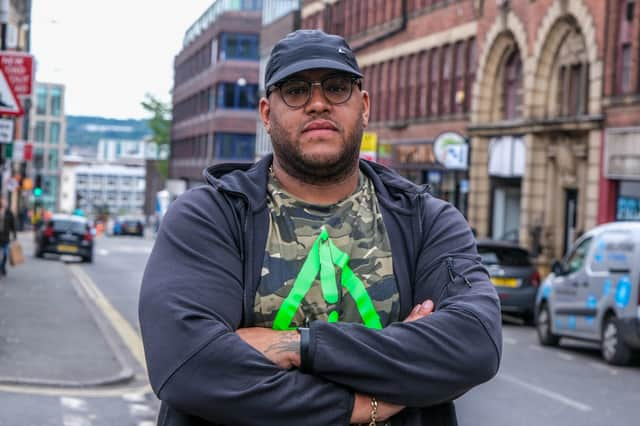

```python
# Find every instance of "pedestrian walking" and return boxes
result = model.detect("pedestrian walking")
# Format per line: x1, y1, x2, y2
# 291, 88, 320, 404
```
140, 29, 502, 426
0, 199, 17, 276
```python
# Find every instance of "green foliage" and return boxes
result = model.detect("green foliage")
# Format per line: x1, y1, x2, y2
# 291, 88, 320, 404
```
141, 93, 171, 178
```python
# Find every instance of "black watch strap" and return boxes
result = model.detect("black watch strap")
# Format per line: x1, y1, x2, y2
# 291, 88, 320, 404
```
297, 327, 310, 373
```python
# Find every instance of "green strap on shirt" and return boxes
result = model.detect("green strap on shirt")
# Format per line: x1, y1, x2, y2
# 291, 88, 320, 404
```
272, 227, 383, 331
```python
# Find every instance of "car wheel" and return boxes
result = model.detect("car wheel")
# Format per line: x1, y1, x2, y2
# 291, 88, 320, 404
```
601, 315, 632, 365
523, 312, 536, 326
536, 303, 560, 346
83, 254, 93, 263
35, 245, 44, 258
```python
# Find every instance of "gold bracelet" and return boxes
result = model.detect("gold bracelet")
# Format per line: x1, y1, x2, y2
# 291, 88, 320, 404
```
368, 395, 378, 426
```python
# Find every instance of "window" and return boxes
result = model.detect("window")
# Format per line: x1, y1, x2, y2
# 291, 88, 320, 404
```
453, 41, 466, 114
35, 121, 46, 142
617, 0, 636, 94
219, 33, 259, 61
503, 50, 523, 120
466, 38, 477, 112
76, 174, 89, 186
47, 150, 59, 171
50, 86, 62, 116
565, 237, 593, 274
49, 122, 61, 144
214, 133, 255, 160
217, 82, 258, 109
440, 45, 452, 114
34, 148, 45, 169
35, 86, 47, 115
620, 44, 632, 93
428, 48, 439, 116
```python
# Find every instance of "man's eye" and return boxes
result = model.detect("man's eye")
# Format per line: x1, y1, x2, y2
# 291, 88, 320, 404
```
325, 79, 349, 93
284, 84, 308, 96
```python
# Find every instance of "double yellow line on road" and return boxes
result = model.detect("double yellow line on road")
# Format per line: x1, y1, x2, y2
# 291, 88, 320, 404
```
68, 264, 147, 371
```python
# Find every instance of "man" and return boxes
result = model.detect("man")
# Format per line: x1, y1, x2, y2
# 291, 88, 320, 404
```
0, 199, 16, 275
140, 30, 501, 425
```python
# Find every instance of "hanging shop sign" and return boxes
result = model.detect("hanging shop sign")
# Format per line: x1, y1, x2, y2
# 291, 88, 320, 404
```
433, 132, 469, 170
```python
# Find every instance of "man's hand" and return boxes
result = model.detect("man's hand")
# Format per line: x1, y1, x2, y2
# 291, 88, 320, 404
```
350, 393, 404, 424
403, 299, 434, 323
236, 328, 300, 369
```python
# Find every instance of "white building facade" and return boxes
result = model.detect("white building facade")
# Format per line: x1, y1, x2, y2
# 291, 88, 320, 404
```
59, 161, 145, 216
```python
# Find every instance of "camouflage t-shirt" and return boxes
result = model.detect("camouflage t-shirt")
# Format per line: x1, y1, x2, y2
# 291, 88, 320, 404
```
254, 171, 400, 329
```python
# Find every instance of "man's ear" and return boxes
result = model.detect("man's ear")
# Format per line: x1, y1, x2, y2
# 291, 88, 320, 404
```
361, 90, 370, 128
259, 98, 271, 134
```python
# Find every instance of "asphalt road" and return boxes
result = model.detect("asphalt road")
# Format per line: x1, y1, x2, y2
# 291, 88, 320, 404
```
1, 233, 639, 425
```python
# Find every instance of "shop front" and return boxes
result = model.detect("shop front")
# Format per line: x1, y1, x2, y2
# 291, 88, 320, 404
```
605, 128, 640, 222
387, 132, 470, 216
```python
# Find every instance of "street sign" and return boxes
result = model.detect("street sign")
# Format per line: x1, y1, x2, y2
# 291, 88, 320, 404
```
0, 118, 14, 143
12, 140, 23, 161
0, 67, 21, 115
0, 52, 34, 96
23, 142, 33, 160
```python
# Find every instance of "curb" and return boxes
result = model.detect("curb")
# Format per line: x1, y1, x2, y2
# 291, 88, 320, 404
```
0, 254, 138, 388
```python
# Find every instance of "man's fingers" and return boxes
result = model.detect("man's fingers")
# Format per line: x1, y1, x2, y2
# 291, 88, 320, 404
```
403, 299, 434, 323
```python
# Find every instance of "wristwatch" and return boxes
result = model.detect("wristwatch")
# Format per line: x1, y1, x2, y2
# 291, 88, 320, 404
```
297, 327, 310, 373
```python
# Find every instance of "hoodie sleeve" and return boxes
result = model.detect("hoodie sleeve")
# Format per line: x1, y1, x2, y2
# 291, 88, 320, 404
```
301, 196, 502, 407
139, 187, 354, 425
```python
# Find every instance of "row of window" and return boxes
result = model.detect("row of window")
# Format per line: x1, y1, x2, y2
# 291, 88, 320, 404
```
35, 85, 63, 116
175, 33, 259, 85
363, 37, 476, 124
306, 0, 454, 37
76, 175, 145, 188
32, 148, 59, 171
77, 190, 144, 203
172, 132, 255, 161
33, 121, 61, 144
173, 82, 258, 123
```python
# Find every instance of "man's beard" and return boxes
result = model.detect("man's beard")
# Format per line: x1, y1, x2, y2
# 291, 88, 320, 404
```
269, 115, 363, 186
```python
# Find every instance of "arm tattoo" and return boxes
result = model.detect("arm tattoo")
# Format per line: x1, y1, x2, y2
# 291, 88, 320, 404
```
265, 332, 300, 357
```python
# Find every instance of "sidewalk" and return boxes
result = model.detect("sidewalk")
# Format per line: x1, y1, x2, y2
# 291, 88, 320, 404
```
0, 232, 133, 387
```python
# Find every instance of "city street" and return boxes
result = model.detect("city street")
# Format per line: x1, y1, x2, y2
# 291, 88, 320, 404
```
1, 231, 639, 425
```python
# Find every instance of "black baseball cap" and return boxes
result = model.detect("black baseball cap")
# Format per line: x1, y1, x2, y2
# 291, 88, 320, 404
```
264, 29, 363, 89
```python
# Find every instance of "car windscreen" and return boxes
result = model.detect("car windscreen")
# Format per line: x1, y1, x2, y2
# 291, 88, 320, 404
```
52, 220, 87, 234
478, 246, 532, 266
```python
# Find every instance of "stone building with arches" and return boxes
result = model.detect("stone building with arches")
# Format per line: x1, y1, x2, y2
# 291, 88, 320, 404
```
467, 0, 607, 266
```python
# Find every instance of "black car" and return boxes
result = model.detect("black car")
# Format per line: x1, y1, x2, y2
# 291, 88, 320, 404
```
477, 239, 540, 324
113, 217, 144, 236
34, 214, 94, 263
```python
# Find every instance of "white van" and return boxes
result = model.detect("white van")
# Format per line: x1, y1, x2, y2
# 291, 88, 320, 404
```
535, 221, 640, 365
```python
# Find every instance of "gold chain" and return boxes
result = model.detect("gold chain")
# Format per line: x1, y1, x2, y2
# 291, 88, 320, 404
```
368, 396, 378, 426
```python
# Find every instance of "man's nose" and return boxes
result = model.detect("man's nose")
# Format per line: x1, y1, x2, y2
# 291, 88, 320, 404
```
304, 82, 330, 113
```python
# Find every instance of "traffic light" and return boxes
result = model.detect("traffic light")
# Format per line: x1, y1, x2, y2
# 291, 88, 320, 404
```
33, 174, 42, 198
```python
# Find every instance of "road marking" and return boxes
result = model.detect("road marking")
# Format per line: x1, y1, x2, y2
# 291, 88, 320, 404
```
499, 374, 592, 412
557, 353, 574, 361
129, 403, 154, 417
60, 397, 88, 411
68, 264, 147, 371
528, 344, 544, 351
97, 249, 109, 256
504, 337, 518, 345
123, 392, 147, 402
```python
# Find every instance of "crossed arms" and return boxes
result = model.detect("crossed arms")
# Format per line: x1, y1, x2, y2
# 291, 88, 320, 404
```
139, 187, 502, 425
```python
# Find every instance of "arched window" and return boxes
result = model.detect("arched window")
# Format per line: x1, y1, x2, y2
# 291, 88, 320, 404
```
503, 50, 523, 120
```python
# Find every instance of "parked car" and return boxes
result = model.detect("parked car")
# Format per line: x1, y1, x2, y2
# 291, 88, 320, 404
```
112, 216, 144, 236
34, 214, 94, 263
535, 221, 640, 365
477, 239, 540, 324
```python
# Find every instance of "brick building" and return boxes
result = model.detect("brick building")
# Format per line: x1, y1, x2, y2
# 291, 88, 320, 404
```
600, 0, 640, 224
170, 1, 262, 186
300, 0, 635, 267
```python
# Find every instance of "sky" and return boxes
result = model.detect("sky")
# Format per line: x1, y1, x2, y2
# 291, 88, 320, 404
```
31, 0, 215, 120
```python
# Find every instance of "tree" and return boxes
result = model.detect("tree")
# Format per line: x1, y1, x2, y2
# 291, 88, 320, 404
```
141, 93, 171, 178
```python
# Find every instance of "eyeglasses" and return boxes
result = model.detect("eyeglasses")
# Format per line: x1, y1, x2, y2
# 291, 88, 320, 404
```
267, 75, 362, 108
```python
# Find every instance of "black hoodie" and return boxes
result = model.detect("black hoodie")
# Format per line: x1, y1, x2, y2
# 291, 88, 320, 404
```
139, 155, 502, 425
